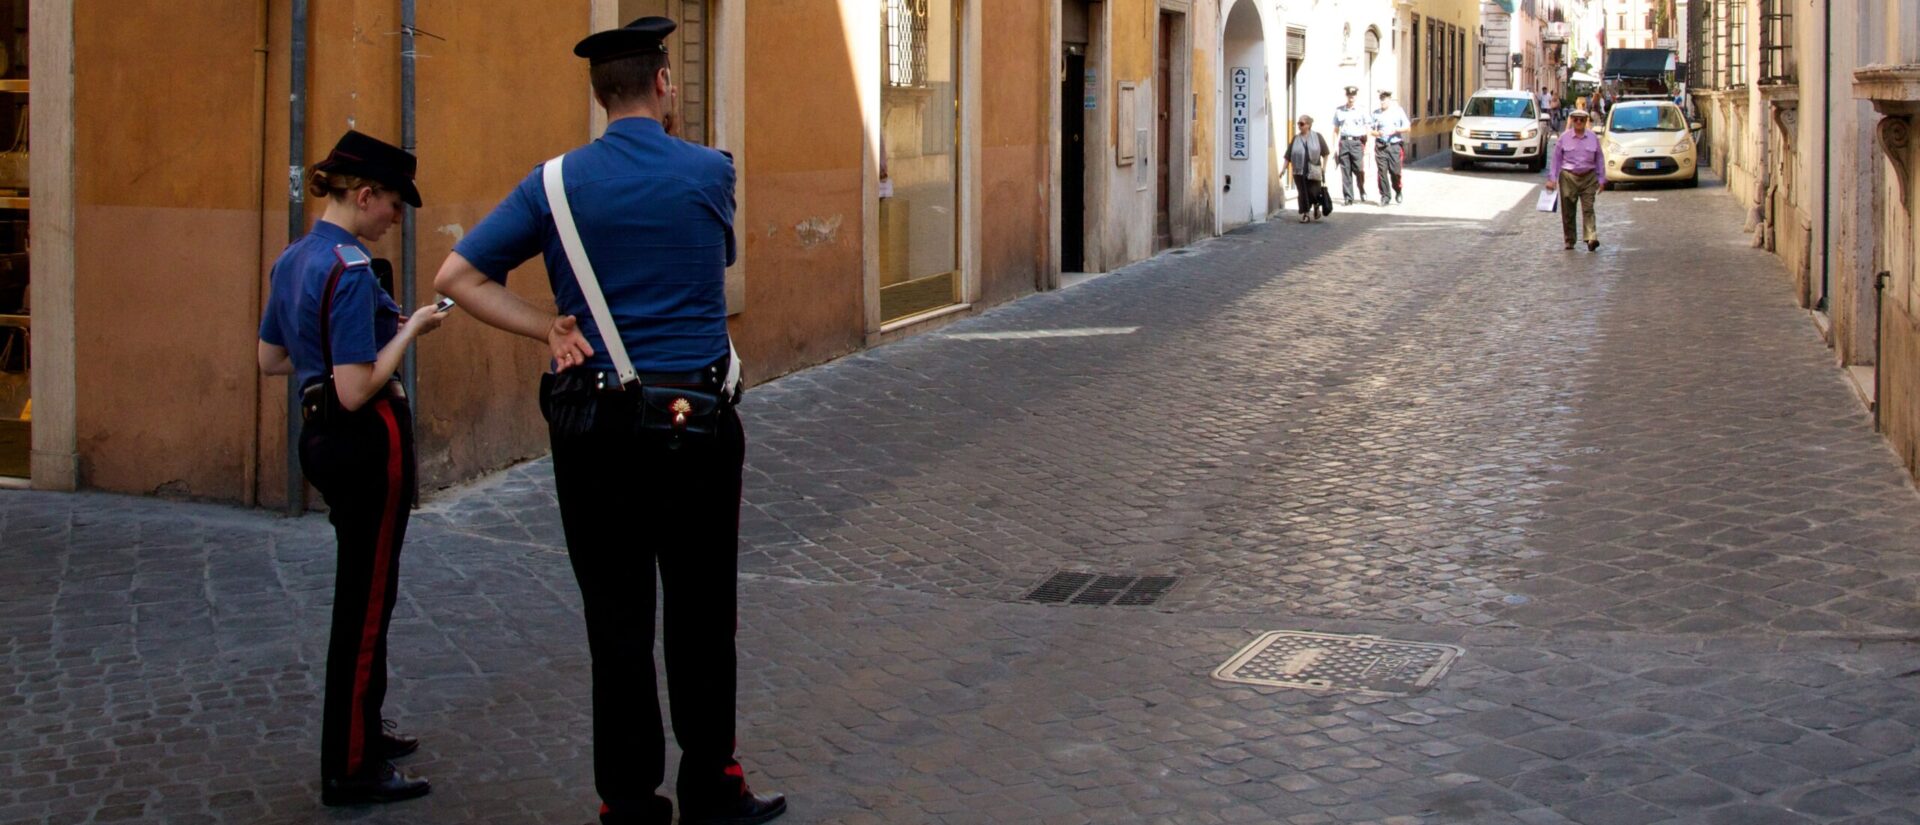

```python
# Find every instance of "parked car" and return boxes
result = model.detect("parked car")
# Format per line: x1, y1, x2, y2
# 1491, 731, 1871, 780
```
1600, 99, 1702, 188
1450, 90, 1547, 172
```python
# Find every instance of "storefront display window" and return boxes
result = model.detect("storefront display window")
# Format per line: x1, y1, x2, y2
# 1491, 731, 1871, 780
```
879, 0, 960, 324
0, 0, 28, 479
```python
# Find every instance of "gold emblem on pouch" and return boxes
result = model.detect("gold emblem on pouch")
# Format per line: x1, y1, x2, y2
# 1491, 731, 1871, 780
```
671, 397, 693, 427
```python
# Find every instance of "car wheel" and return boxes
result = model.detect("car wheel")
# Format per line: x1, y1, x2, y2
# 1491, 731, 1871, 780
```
1526, 155, 1546, 174
1450, 154, 1469, 171
1683, 168, 1699, 188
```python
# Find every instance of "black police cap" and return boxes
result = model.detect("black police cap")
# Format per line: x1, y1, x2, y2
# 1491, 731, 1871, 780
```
314, 130, 421, 208
574, 16, 676, 65
1344, 85, 1359, 96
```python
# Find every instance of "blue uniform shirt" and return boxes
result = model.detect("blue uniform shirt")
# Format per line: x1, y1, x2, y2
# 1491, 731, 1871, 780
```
258, 220, 402, 388
454, 117, 736, 374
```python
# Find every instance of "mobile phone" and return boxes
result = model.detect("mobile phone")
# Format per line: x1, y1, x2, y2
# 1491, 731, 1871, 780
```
433, 296, 456, 312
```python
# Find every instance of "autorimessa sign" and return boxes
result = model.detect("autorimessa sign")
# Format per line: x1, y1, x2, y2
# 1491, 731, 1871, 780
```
1230, 66, 1251, 161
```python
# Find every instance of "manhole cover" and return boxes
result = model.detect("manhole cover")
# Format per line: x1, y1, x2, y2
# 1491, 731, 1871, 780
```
1212, 631, 1463, 696
1025, 571, 1180, 607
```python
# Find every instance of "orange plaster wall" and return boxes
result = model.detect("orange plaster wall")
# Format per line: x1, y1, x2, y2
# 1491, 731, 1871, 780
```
408, 0, 595, 490
72, 2, 267, 500
976, 0, 1050, 307
734, 0, 865, 378
75, 1, 593, 506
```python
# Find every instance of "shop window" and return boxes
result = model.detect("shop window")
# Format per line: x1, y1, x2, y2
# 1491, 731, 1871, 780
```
620, 0, 713, 145
879, 0, 960, 324
0, 0, 27, 479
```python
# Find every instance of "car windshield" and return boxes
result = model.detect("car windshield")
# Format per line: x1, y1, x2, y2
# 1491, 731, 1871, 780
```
1608, 106, 1687, 133
1463, 96, 1537, 119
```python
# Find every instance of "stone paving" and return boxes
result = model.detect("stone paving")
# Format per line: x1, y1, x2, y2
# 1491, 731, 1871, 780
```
4, 159, 1919, 824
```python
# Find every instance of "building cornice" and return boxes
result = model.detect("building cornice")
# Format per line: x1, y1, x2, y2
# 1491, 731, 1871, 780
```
1853, 64, 1919, 210
1852, 64, 1920, 116
1757, 82, 1799, 105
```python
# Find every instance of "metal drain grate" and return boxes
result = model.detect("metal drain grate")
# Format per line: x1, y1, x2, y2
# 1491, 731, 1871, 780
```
1025, 571, 1180, 606
1213, 631, 1463, 696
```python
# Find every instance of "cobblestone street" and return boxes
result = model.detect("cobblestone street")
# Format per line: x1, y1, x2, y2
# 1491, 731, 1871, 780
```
5, 159, 1920, 824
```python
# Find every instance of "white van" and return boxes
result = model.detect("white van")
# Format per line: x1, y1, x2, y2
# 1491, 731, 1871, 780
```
1450, 89, 1547, 172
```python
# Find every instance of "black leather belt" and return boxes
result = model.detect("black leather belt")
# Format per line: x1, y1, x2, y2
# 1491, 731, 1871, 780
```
576, 355, 730, 393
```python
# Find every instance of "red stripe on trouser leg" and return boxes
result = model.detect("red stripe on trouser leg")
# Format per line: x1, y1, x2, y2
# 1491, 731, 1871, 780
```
345, 399, 406, 775
600, 803, 611, 815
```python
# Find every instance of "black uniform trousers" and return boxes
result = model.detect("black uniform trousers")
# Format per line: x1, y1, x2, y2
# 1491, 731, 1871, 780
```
299, 393, 415, 782
1375, 140, 1404, 200
1338, 137, 1369, 201
545, 388, 747, 825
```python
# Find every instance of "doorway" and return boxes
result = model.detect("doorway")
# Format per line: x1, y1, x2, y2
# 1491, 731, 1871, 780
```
1154, 12, 1175, 251
1061, 0, 1091, 273
1061, 47, 1087, 272
1220, 0, 1269, 229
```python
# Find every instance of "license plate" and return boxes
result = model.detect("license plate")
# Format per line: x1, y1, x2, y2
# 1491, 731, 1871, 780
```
1480, 143, 1506, 151
1636, 160, 1660, 170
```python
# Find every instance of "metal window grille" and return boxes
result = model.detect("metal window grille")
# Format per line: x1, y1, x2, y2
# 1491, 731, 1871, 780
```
1726, 0, 1747, 88
1759, 0, 1794, 84
1687, 0, 1709, 88
885, 0, 930, 88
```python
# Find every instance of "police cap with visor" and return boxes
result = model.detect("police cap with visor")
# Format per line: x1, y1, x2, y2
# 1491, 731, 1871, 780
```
313, 130, 422, 208
574, 15, 676, 64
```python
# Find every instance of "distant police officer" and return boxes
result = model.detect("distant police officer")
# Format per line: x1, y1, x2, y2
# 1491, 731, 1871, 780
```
432, 17, 784, 825
256, 130, 447, 807
1333, 85, 1373, 205
1371, 90, 1409, 205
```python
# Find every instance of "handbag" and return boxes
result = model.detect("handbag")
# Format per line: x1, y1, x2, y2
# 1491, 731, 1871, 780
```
542, 153, 739, 449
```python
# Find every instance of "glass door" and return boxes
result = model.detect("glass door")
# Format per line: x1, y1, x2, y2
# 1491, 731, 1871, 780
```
879, 0, 960, 323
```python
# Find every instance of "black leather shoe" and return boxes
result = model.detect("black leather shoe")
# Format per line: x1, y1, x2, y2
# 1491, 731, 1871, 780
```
377, 720, 419, 760
1395, 193, 1403, 204
679, 790, 787, 825
321, 762, 431, 807
1587, 239, 1600, 251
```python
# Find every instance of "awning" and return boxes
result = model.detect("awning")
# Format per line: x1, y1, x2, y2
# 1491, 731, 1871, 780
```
1602, 49, 1676, 79
1569, 71, 1600, 84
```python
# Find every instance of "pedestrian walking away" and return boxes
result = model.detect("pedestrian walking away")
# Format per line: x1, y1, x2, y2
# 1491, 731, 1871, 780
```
1371, 90, 1408, 205
1281, 115, 1332, 223
1333, 85, 1372, 205
255, 130, 447, 807
432, 16, 784, 825
1544, 107, 1607, 251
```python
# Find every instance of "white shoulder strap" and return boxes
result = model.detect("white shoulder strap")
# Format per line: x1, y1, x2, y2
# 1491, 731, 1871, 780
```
544, 152, 743, 396
543, 154, 637, 385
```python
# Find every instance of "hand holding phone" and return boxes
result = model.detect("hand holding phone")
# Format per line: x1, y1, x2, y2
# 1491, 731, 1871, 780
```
433, 296, 456, 313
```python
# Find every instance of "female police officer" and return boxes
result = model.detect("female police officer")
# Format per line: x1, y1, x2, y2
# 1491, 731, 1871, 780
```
256, 130, 447, 807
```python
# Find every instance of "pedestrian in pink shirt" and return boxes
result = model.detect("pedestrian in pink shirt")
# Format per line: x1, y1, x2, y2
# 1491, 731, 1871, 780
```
1545, 109, 1607, 251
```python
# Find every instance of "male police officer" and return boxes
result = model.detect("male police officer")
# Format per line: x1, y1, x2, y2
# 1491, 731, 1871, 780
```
433, 17, 785, 825
1333, 85, 1372, 205
1371, 90, 1409, 205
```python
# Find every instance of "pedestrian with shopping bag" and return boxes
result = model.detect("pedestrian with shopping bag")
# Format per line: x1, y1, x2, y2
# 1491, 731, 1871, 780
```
1281, 115, 1332, 223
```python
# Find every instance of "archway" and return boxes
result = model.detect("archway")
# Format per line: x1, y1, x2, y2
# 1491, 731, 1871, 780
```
1219, 0, 1269, 229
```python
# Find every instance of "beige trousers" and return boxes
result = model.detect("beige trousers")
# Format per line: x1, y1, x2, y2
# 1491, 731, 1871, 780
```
1558, 170, 1600, 243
